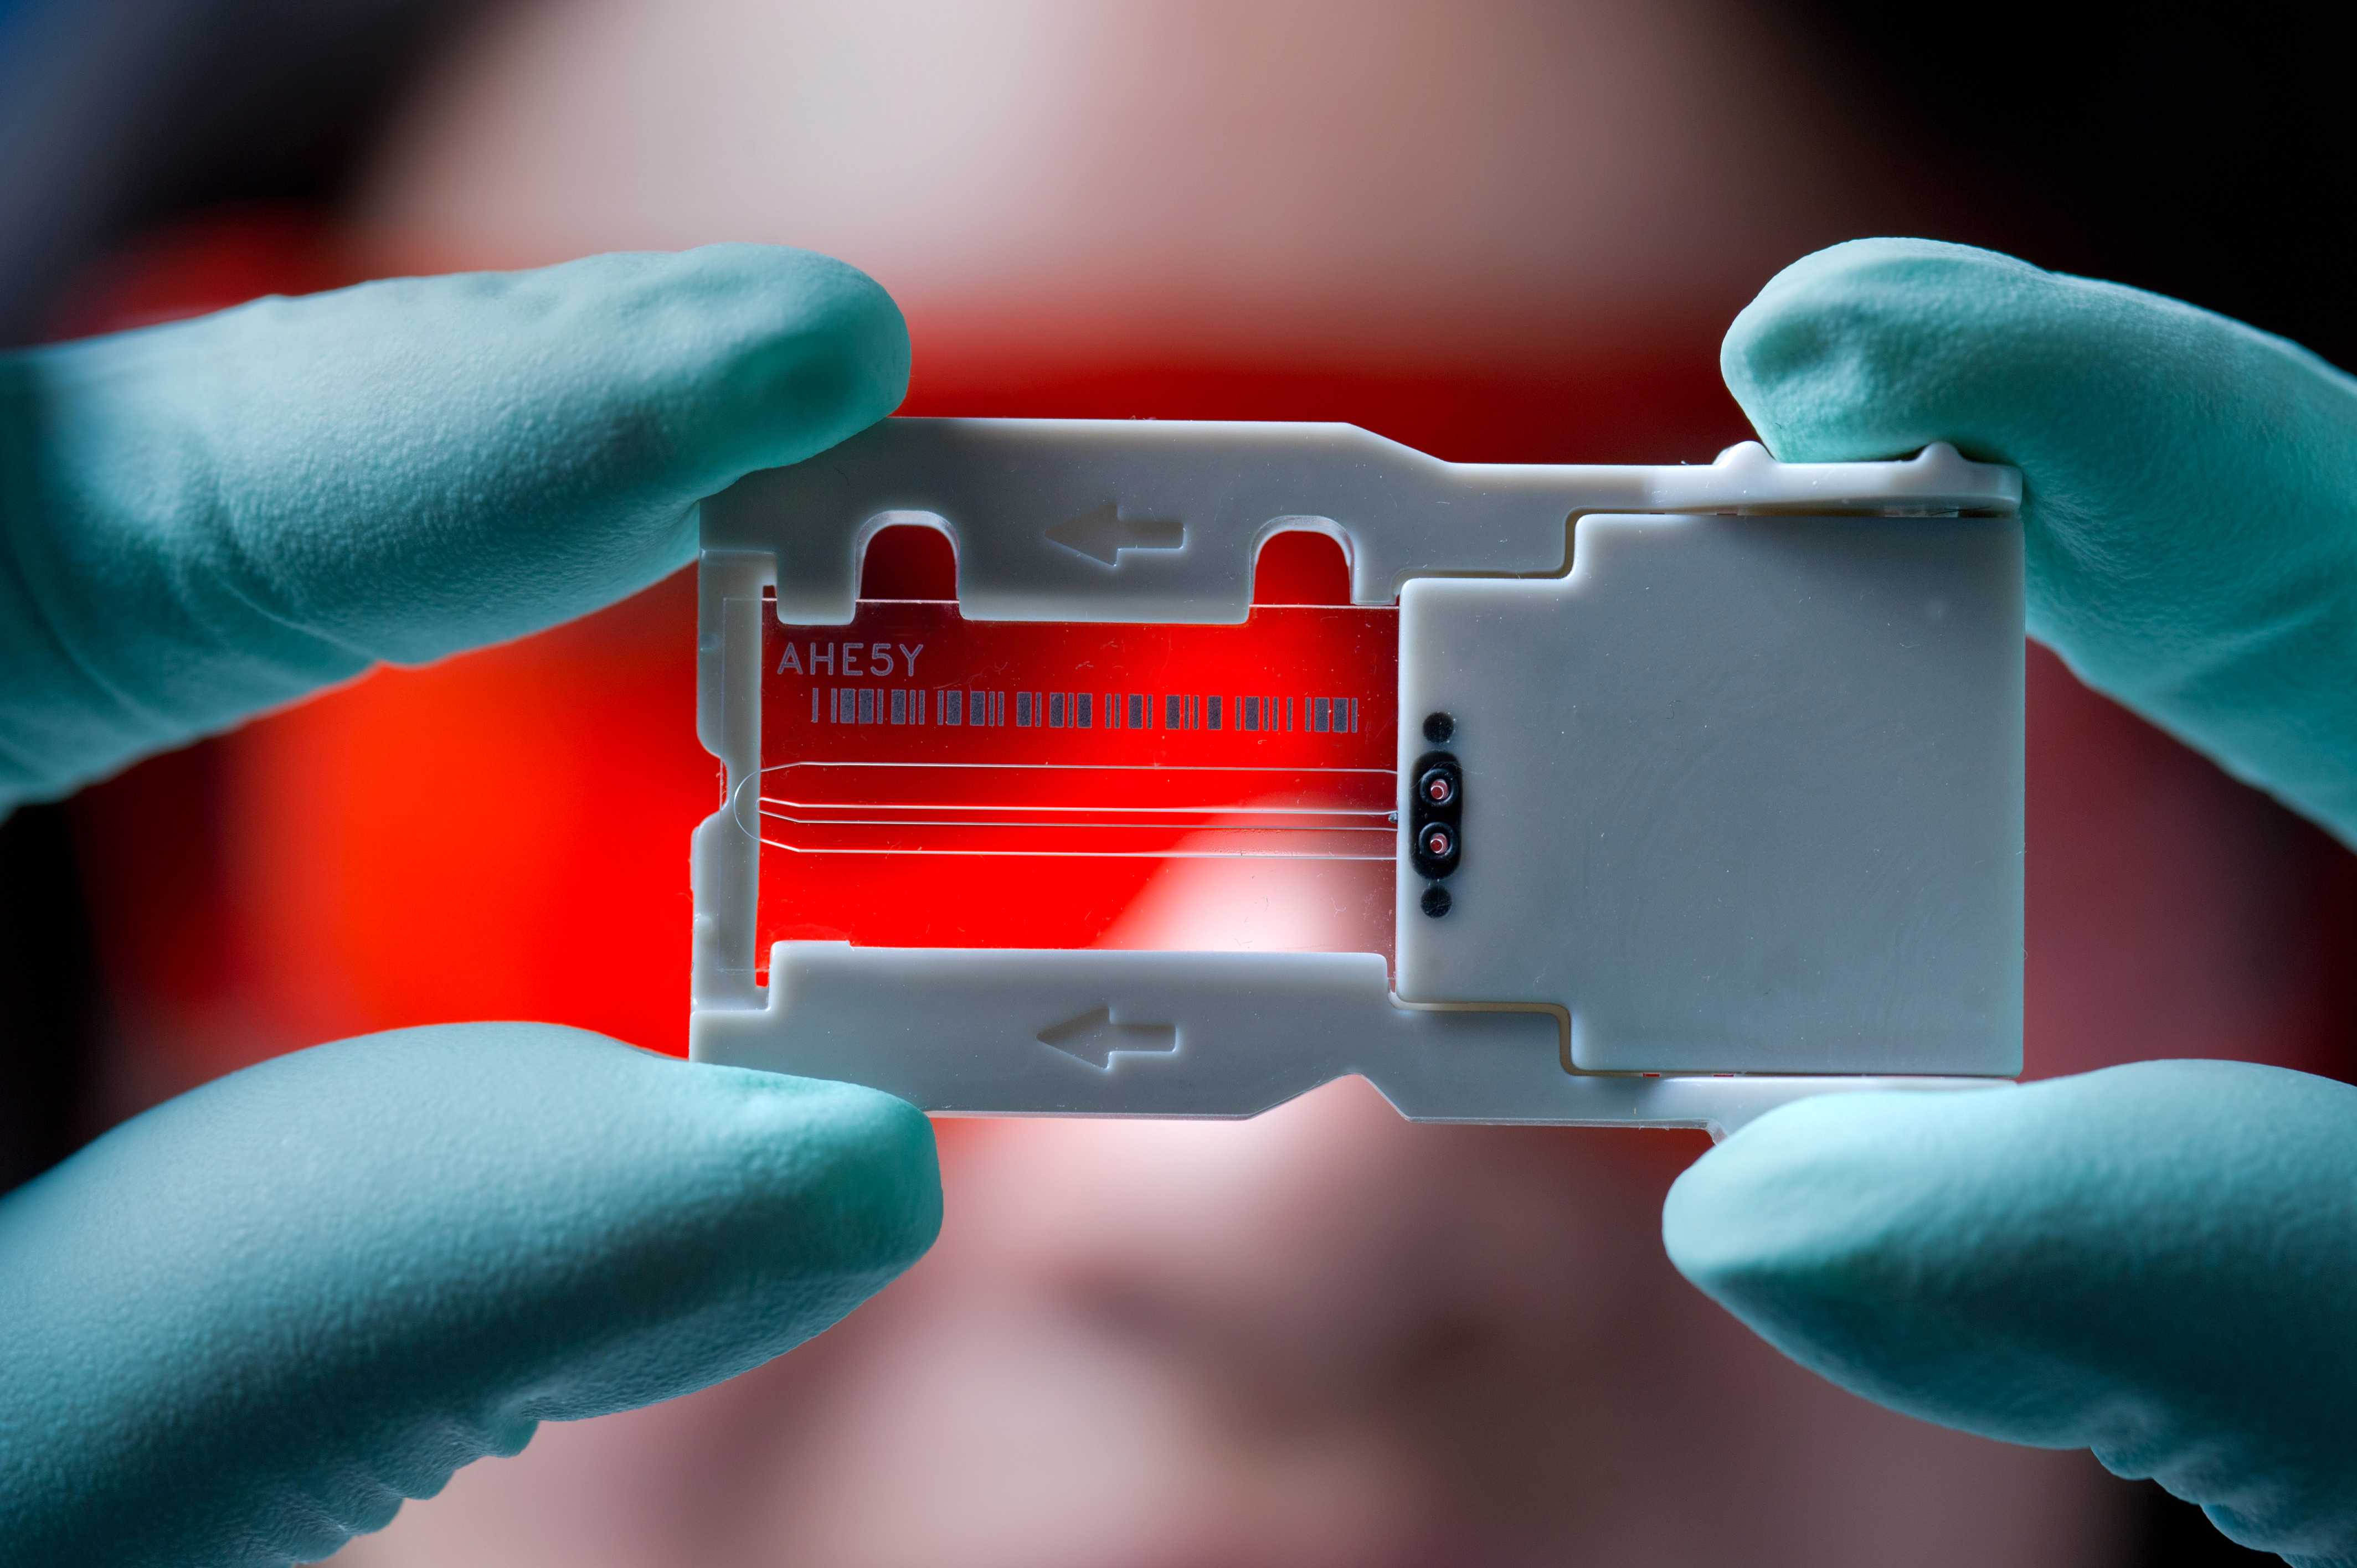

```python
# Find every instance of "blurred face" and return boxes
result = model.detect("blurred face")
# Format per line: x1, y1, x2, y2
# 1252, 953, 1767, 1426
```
84, 0, 2346, 1561
349, 0, 1929, 367
338, 1089, 2118, 1568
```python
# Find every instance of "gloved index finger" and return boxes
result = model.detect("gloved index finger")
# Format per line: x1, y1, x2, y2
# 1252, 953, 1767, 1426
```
1664, 1060, 2357, 1562
1721, 238, 2357, 845
0, 244, 908, 807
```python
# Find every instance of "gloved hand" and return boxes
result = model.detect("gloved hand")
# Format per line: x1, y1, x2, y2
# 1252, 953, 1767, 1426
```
0, 246, 941, 1565
1668, 239, 2357, 1565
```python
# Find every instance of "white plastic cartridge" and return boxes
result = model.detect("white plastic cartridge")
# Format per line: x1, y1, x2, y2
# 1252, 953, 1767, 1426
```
691, 419, 2024, 1136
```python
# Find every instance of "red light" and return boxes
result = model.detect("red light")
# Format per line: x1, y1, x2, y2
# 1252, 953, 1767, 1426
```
755, 531, 1402, 964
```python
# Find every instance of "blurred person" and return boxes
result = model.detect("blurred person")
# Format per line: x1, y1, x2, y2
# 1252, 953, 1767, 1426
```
131, 0, 2311, 1563
11, 2, 2353, 1567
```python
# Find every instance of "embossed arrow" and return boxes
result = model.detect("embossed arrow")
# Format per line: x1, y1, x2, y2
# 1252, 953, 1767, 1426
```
1044, 502, 1185, 566
1036, 1007, 1181, 1068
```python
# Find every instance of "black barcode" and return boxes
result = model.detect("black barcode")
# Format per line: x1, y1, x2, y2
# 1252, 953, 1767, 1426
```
807, 687, 1361, 735
810, 688, 1011, 726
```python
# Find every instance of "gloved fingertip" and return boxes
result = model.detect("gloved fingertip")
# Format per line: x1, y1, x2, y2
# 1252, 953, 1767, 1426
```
1660, 1089, 1906, 1316
1659, 1084, 2086, 1437
1720, 237, 2046, 462
709, 1067, 945, 1278
636, 243, 911, 485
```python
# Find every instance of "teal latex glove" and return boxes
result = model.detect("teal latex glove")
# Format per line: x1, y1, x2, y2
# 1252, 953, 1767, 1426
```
1668, 239, 2357, 1565
0, 246, 941, 1565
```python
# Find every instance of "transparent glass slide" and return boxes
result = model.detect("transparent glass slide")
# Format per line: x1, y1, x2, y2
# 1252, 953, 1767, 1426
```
752, 582, 1398, 969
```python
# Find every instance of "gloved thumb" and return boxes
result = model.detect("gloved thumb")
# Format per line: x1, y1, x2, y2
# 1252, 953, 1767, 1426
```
0, 1025, 940, 1566
1666, 1062, 2357, 1565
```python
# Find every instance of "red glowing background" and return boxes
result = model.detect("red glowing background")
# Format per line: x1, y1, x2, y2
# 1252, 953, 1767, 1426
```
60, 213, 2357, 1098
751, 529, 1398, 960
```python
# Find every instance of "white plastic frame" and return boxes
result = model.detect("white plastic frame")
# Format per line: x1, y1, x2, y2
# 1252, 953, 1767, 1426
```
692, 419, 2025, 1137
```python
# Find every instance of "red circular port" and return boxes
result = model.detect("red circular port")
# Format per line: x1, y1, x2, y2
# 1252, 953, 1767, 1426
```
1422, 825, 1454, 859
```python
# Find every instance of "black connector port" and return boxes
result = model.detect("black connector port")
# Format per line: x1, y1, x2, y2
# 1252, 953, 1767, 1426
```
1410, 749, 1463, 883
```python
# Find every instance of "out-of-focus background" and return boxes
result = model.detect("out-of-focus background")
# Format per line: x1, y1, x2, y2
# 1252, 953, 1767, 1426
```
4, 1, 2351, 1562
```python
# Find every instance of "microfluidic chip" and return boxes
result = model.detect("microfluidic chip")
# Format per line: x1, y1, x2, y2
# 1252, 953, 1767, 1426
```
690, 419, 2024, 1136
